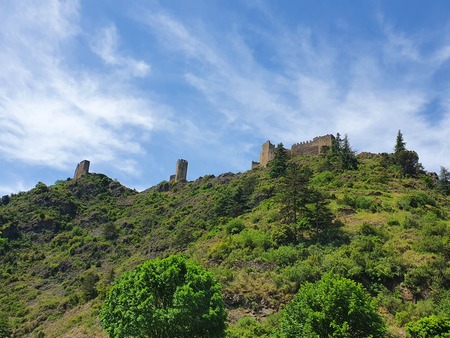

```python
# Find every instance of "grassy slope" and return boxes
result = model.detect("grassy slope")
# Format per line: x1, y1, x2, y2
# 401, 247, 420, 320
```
0, 155, 449, 337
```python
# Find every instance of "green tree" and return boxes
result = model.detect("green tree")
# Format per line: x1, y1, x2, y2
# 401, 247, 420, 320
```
279, 162, 313, 227
438, 166, 450, 195
80, 271, 99, 301
396, 150, 421, 177
341, 134, 358, 170
100, 255, 227, 338
405, 315, 450, 338
269, 143, 289, 178
281, 274, 386, 338
332, 133, 343, 155
326, 133, 357, 171
392, 130, 422, 177
395, 129, 406, 154
302, 189, 340, 241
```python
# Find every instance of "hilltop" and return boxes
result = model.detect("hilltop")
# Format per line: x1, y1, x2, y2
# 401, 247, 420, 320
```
0, 148, 449, 337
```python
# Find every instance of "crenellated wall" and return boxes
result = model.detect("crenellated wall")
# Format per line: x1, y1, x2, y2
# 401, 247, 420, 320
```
253, 134, 334, 169
291, 134, 334, 156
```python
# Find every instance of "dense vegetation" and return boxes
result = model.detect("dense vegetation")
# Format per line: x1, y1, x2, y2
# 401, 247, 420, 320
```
100, 255, 226, 338
0, 135, 449, 337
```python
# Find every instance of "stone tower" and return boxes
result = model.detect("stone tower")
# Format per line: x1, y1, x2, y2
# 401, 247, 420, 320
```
259, 141, 275, 167
74, 160, 90, 179
170, 159, 188, 182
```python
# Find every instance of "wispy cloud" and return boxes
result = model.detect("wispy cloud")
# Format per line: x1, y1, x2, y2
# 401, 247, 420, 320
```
90, 24, 151, 78
137, 2, 450, 171
0, 0, 170, 176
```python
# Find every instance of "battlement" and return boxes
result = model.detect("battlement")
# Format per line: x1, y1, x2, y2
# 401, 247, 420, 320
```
253, 134, 334, 168
291, 134, 334, 157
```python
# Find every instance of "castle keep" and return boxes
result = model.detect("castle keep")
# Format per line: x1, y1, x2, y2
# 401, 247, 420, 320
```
170, 159, 188, 182
253, 134, 334, 168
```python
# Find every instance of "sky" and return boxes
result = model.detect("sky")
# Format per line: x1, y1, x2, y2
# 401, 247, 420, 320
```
1, 0, 450, 195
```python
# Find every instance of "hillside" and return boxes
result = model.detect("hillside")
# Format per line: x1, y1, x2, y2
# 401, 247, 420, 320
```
0, 152, 449, 337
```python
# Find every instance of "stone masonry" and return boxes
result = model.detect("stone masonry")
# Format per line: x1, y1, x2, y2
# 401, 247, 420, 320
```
253, 134, 334, 168
291, 134, 334, 156
257, 140, 276, 168
170, 159, 188, 182
74, 160, 90, 179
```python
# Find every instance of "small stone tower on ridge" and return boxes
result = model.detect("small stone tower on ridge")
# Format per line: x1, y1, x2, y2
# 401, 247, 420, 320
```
259, 141, 276, 168
170, 159, 188, 182
74, 160, 90, 179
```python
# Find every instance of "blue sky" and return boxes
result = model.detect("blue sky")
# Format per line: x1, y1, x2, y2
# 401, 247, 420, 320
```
1, 0, 450, 195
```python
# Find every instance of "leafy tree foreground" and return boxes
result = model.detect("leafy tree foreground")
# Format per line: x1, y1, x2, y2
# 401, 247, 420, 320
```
281, 274, 386, 337
100, 255, 227, 338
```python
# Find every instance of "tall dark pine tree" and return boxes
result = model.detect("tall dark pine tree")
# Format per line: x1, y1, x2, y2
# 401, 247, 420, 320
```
394, 130, 406, 154
279, 162, 312, 226
438, 166, 450, 195
269, 143, 289, 178
331, 133, 343, 155
305, 189, 336, 237
341, 134, 358, 170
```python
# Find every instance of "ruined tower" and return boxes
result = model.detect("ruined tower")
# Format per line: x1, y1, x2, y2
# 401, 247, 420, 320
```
170, 159, 188, 182
73, 160, 90, 179
259, 141, 275, 168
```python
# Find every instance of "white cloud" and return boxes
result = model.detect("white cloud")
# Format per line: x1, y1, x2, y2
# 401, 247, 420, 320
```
0, 0, 170, 175
91, 24, 151, 78
137, 4, 450, 172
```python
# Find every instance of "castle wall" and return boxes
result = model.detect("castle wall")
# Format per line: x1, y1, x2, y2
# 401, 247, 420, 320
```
251, 161, 261, 170
291, 134, 334, 156
253, 135, 334, 169
74, 160, 90, 179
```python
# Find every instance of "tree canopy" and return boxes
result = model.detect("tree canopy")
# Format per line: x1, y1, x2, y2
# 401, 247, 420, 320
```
438, 166, 450, 195
392, 130, 422, 177
395, 129, 406, 154
405, 315, 450, 338
328, 133, 358, 171
269, 143, 289, 178
100, 255, 227, 338
281, 274, 386, 338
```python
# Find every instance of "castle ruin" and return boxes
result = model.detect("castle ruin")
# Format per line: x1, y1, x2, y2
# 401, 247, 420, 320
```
73, 160, 90, 179
253, 134, 334, 168
291, 134, 334, 157
170, 159, 188, 182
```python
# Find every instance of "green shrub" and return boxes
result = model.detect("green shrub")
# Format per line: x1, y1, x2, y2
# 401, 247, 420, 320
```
405, 315, 450, 337
281, 274, 386, 337
225, 219, 245, 235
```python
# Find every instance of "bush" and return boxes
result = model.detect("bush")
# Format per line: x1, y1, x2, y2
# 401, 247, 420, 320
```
281, 274, 386, 338
405, 315, 450, 337
225, 219, 245, 235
